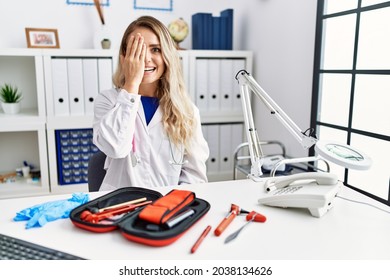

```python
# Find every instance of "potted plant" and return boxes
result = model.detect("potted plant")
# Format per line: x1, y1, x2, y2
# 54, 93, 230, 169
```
0, 83, 23, 114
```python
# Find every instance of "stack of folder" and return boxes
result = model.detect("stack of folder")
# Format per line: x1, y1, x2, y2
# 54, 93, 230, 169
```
192, 9, 233, 50
194, 57, 246, 113
202, 123, 244, 175
51, 57, 113, 116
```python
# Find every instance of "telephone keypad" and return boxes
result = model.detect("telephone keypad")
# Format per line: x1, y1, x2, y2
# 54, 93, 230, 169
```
274, 186, 302, 195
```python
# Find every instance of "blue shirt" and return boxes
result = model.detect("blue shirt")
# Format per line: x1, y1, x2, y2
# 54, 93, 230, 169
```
141, 96, 159, 125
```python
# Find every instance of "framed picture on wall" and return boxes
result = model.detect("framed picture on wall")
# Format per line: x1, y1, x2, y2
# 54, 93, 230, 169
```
25, 28, 60, 49
66, 0, 109, 6
134, 0, 173, 11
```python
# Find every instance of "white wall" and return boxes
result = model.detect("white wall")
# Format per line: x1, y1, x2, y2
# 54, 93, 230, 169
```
0, 0, 317, 157
243, 1, 318, 158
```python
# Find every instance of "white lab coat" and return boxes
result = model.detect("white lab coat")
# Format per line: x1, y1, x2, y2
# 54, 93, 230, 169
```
93, 88, 209, 191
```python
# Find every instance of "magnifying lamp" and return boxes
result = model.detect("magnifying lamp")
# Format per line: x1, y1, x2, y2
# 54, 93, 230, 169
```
235, 70, 372, 180
314, 140, 371, 170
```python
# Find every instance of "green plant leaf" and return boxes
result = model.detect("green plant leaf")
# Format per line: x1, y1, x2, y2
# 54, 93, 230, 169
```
0, 83, 23, 103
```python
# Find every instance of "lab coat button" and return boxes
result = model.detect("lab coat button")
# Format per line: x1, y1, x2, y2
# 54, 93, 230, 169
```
130, 98, 135, 103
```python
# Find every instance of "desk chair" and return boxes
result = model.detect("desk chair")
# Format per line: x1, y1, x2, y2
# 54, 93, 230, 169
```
87, 151, 106, 192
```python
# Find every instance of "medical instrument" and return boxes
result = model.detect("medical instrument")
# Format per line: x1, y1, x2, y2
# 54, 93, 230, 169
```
131, 136, 187, 167
144, 209, 195, 231
144, 208, 195, 231
168, 138, 188, 165
165, 208, 195, 228
214, 204, 249, 236
224, 211, 266, 244
131, 136, 141, 167
88, 197, 147, 213
191, 225, 212, 253
80, 200, 152, 223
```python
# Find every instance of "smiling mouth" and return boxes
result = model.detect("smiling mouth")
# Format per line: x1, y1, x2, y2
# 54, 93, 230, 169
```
144, 67, 156, 72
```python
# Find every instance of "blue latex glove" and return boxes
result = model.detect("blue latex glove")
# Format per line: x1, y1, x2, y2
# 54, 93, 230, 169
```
14, 193, 89, 229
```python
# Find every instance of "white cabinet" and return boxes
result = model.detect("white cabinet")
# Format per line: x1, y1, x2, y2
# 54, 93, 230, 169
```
0, 49, 252, 198
0, 49, 49, 199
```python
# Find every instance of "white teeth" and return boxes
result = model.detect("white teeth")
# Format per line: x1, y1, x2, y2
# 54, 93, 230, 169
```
144, 67, 156, 72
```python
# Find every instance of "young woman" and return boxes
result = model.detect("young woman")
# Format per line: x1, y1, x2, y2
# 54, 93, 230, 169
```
93, 16, 209, 191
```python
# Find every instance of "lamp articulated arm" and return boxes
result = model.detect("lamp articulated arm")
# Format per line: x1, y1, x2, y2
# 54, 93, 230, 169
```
235, 70, 371, 180
235, 70, 318, 179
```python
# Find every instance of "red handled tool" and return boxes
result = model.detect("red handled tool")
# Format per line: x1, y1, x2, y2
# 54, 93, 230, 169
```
89, 197, 147, 213
80, 200, 152, 223
191, 225, 212, 254
224, 210, 267, 243
246, 210, 267, 222
214, 204, 249, 236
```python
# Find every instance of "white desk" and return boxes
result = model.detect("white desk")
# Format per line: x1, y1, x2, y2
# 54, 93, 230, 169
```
1, 179, 389, 260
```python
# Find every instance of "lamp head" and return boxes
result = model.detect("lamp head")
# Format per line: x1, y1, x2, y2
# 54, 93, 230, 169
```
314, 140, 372, 170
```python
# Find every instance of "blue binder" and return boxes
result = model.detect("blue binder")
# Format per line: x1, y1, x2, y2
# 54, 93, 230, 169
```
212, 17, 221, 50
192, 12, 213, 49
220, 9, 233, 50
192, 9, 233, 50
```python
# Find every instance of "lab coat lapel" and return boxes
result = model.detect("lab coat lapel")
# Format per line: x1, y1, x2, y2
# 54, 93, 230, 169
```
137, 104, 148, 132
148, 107, 162, 129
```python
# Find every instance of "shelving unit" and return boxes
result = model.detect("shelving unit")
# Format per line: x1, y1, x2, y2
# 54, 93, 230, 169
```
0, 49, 49, 199
0, 48, 252, 198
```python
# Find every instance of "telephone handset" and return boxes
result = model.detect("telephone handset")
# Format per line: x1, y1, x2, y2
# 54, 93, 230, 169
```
258, 172, 341, 218
264, 172, 339, 192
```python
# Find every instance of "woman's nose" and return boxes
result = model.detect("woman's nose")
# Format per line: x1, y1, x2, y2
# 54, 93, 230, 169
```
145, 50, 151, 62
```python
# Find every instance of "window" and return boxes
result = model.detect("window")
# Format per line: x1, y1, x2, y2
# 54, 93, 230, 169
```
311, 0, 390, 205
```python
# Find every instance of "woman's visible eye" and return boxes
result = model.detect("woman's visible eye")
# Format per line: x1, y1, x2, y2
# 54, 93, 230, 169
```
152, 47, 161, 53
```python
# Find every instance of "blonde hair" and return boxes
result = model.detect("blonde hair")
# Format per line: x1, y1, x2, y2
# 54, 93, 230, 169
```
113, 16, 196, 153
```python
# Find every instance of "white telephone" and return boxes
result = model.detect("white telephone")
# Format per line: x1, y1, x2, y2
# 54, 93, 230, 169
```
258, 173, 341, 218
